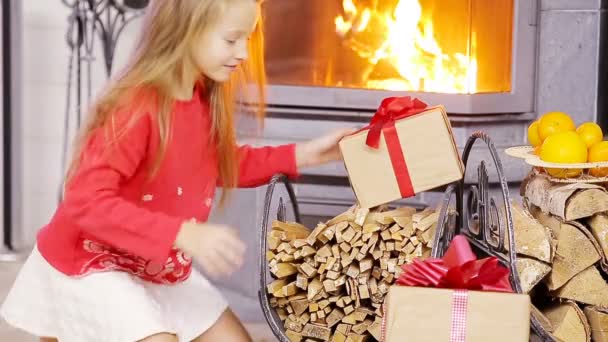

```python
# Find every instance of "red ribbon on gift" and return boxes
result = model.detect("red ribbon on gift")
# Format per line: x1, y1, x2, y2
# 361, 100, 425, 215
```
396, 235, 513, 292
358, 96, 428, 198
381, 235, 513, 342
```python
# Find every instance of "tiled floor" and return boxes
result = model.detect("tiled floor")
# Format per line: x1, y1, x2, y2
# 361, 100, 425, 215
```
0, 259, 277, 342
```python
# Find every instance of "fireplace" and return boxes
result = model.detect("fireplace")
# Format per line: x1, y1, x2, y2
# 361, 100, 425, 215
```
236, 0, 608, 230
213, 0, 606, 323
262, 0, 537, 114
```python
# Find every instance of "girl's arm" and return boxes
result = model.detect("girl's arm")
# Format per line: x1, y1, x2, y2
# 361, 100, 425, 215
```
230, 143, 299, 188
227, 128, 356, 188
58, 112, 183, 264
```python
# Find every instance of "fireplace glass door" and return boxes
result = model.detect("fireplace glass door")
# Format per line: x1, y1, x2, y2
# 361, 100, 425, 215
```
264, 0, 514, 95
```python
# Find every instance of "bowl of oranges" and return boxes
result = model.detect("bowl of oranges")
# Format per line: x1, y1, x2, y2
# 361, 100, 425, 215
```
505, 111, 608, 182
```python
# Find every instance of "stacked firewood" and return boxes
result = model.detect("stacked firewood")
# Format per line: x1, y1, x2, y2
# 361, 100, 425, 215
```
266, 205, 439, 342
515, 174, 608, 342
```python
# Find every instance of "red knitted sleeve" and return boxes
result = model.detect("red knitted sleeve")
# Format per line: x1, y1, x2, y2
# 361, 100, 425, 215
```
228, 144, 299, 188
59, 112, 183, 264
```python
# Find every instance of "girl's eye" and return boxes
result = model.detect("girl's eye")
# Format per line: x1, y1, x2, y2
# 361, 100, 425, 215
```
225, 39, 237, 44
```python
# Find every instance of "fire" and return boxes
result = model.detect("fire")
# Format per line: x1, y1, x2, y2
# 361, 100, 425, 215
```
335, 0, 477, 93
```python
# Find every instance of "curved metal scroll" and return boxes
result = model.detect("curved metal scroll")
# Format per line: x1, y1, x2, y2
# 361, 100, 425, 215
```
258, 174, 300, 342
433, 132, 555, 342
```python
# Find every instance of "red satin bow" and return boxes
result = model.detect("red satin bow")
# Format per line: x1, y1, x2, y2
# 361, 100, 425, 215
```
396, 235, 513, 292
365, 96, 427, 149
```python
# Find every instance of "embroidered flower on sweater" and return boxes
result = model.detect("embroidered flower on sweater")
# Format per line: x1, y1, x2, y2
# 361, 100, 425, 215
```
142, 194, 154, 202
177, 187, 183, 196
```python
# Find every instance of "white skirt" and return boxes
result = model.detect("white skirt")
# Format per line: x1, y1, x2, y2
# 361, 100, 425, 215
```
1, 246, 228, 342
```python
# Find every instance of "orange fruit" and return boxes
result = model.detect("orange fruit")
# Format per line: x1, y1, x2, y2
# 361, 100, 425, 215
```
539, 131, 587, 178
538, 111, 576, 141
527, 121, 542, 147
588, 141, 608, 177
576, 122, 603, 148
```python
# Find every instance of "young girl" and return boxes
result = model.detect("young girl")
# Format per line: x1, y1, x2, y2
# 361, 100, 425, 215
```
1, 0, 353, 341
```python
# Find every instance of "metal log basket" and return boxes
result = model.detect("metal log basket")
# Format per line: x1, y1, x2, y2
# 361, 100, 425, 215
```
432, 132, 554, 342
258, 174, 301, 342
257, 132, 555, 341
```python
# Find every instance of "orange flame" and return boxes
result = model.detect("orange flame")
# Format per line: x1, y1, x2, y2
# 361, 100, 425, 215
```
335, 0, 477, 93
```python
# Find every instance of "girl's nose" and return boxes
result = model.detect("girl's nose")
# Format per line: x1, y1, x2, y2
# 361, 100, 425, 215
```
235, 41, 249, 61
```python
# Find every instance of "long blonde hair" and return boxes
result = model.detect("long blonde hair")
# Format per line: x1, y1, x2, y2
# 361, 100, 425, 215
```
66, 0, 266, 204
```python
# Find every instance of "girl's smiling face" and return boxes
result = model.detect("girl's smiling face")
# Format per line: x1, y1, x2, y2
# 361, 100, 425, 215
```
190, 0, 259, 82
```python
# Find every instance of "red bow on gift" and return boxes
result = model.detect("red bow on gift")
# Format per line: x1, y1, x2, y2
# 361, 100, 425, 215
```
396, 235, 513, 292
352, 96, 427, 198
382, 236, 513, 342
365, 96, 427, 149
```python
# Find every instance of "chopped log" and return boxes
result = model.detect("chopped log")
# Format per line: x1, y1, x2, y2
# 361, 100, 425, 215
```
317, 309, 326, 319
332, 332, 346, 342
354, 207, 370, 226
367, 321, 382, 341
301, 245, 317, 258
510, 202, 553, 263
531, 305, 555, 334
414, 212, 439, 232
587, 213, 608, 271
302, 323, 331, 341
318, 245, 333, 258
583, 306, 608, 342
273, 220, 311, 236
523, 175, 608, 221
516, 257, 551, 294
292, 299, 309, 316
308, 278, 323, 301
307, 223, 329, 245
345, 334, 368, 342
362, 223, 381, 234
286, 329, 303, 342
320, 225, 337, 244
281, 282, 298, 297
359, 258, 373, 273
324, 279, 338, 292
344, 305, 355, 316
268, 279, 288, 294
553, 266, 608, 308
300, 263, 318, 279
293, 239, 309, 248
327, 308, 346, 328
342, 313, 358, 325
545, 221, 601, 291
543, 301, 591, 342
271, 263, 299, 279
300, 312, 311, 325
336, 323, 351, 335
268, 235, 281, 250
393, 216, 412, 227
285, 318, 304, 333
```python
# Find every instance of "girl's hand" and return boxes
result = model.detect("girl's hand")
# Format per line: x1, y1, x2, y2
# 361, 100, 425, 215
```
295, 128, 357, 169
175, 221, 246, 279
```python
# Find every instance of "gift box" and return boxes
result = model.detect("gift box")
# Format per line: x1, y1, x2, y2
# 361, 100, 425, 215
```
339, 97, 464, 209
383, 236, 531, 342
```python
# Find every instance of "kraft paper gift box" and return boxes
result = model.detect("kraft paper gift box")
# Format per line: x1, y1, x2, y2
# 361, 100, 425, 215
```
382, 235, 531, 342
383, 287, 531, 342
339, 96, 464, 209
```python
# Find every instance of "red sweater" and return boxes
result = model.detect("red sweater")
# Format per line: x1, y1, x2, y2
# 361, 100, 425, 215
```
36, 87, 298, 284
